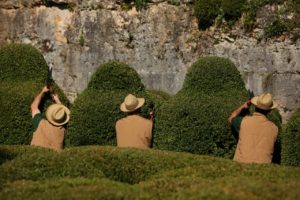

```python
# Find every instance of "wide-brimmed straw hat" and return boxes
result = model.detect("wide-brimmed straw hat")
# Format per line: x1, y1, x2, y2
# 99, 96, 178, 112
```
120, 94, 145, 113
251, 93, 277, 110
46, 104, 70, 126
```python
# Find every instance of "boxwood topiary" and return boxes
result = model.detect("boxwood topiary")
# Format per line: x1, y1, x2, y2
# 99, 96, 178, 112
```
87, 61, 144, 92
0, 44, 69, 145
0, 44, 48, 82
66, 61, 155, 146
153, 56, 248, 158
281, 107, 300, 166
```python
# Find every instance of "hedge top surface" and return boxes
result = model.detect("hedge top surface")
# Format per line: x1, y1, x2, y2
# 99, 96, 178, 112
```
0, 43, 48, 82
87, 61, 144, 92
183, 56, 245, 93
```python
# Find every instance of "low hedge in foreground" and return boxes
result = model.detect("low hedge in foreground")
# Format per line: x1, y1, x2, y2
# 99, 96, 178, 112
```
0, 145, 299, 200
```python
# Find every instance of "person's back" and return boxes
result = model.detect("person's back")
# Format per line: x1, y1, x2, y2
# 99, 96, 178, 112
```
228, 93, 279, 164
115, 94, 154, 149
234, 112, 278, 163
30, 86, 70, 151
116, 115, 152, 148
31, 119, 65, 151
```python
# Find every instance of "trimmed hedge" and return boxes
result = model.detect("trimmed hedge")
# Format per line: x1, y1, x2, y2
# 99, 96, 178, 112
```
0, 44, 48, 82
281, 107, 300, 166
66, 61, 155, 146
154, 56, 248, 158
0, 44, 69, 145
1, 145, 299, 199
87, 61, 144, 92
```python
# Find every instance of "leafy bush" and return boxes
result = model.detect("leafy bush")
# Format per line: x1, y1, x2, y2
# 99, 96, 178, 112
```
66, 61, 155, 146
264, 18, 288, 38
194, 0, 222, 30
0, 44, 69, 145
0, 44, 48, 82
1, 145, 299, 200
281, 107, 300, 166
154, 56, 248, 158
88, 61, 144, 92
222, 0, 246, 21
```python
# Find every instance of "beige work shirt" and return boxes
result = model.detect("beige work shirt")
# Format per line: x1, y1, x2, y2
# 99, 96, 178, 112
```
234, 112, 278, 164
31, 119, 65, 151
116, 115, 153, 149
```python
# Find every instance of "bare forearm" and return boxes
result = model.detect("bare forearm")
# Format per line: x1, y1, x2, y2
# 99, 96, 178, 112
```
228, 102, 248, 123
31, 91, 44, 110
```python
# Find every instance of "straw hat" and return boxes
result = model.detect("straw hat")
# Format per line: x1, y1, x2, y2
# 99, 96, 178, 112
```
120, 94, 145, 112
45, 104, 70, 126
251, 93, 277, 110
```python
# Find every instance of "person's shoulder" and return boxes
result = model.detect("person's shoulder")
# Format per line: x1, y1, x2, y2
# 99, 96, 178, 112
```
267, 120, 278, 131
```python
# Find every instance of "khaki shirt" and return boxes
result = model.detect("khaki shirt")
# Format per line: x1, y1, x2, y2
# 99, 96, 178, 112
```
116, 115, 153, 149
234, 112, 278, 164
31, 119, 65, 151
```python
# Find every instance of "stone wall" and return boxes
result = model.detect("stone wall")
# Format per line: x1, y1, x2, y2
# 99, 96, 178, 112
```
0, 0, 299, 121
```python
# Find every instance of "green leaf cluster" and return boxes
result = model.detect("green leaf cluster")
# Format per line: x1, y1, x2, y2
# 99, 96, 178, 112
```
194, 0, 246, 30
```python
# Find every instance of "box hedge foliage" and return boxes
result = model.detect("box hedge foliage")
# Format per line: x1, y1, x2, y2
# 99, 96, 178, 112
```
281, 107, 300, 166
66, 61, 155, 146
0, 44, 69, 145
1, 145, 299, 200
153, 56, 248, 158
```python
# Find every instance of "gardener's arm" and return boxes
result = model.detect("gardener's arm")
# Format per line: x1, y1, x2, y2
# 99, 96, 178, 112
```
228, 102, 249, 124
31, 86, 49, 118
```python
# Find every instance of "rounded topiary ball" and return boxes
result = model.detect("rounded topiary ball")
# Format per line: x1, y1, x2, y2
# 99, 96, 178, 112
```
0, 44, 48, 82
0, 44, 69, 144
281, 108, 300, 166
87, 61, 144, 92
183, 56, 246, 93
66, 61, 154, 146
154, 56, 248, 158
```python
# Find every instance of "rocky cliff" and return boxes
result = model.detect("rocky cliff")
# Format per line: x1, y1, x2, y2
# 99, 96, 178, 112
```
0, 0, 299, 121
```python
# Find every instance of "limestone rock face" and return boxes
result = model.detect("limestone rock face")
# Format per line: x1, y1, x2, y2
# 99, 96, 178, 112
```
0, 0, 299, 121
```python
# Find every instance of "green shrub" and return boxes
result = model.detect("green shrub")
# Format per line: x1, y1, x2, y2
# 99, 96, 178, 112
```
1, 178, 150, 200
264, 18, 288, 38
1, 145, 299, 200
222, 0, 246, 21
0, 44, 48, 82
0, 44, 69, 145
87, 61, 144, 92
281, 107, 300, 166
154, 57, 248, 158
194, 0, 222, 30
66, 61, 154, 146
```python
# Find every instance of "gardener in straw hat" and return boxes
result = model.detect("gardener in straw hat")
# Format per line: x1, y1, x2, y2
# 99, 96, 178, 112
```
228, 93, 279, 164
116, 94, 154, 149
30, 86, 70, 151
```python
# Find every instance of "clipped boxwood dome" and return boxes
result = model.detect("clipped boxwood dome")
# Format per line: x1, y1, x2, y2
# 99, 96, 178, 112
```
154, 56, 248, 157
66, 61, 155, 146
88, 61, 144, 92
183, 56, 246, 93
0, 44, 69, 144
0, 44, 48, 82
281, 108, 300, 166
